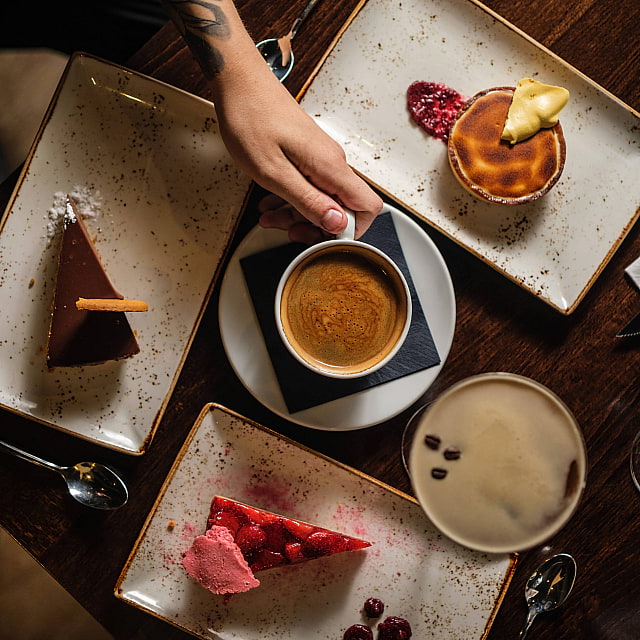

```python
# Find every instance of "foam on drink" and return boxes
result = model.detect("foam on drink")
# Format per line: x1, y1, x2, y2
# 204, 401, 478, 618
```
409, 373, 586, 553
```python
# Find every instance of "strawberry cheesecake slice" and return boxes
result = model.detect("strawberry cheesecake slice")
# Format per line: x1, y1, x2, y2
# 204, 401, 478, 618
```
182, 496, 371, 595
208, 496, 371, 573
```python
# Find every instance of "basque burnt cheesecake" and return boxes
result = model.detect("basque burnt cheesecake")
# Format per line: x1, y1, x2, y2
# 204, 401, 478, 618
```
182, 496, 372, 595
47, 196, 140, 367
447, 84, 567, 205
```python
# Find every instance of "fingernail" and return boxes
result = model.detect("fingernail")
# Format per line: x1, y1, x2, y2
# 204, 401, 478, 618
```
320, 209, 344, 233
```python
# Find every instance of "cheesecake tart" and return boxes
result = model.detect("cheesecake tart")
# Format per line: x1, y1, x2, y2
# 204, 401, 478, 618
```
447, 87, 566, 205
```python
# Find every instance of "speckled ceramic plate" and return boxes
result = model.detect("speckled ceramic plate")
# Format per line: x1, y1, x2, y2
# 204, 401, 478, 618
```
218, 203, 455, 430
298, 0, 640, 314
0, 53, 251, 454
115, 404, 516, 639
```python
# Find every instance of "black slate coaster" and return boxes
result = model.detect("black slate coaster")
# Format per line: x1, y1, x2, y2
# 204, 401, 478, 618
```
240, 212, 440, 413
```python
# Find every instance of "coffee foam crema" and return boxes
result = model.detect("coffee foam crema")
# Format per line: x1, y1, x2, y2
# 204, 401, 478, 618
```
409, 373, 587, 553
280, 245, 408, 375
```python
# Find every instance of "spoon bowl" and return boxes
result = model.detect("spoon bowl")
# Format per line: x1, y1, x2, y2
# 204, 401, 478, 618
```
0, 439, 128, 510
256, 38, 296, 82
256, 0, 322, 82
519, 553, 576, 638
61, 461, 129, 510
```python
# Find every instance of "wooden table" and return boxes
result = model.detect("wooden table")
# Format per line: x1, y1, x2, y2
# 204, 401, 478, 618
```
1, 0, 639, 638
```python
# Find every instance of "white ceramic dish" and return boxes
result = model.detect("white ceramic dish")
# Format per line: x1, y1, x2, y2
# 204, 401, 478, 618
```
0, 53, 251, 454
218, 203, 456, 430
115, 404, 516, 639
298, 0, 640, 314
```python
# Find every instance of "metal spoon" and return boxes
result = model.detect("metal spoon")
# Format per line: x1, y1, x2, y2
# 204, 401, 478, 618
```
519, 553, 577, 638
256, 0, 323, 82
0, 438, 128, 510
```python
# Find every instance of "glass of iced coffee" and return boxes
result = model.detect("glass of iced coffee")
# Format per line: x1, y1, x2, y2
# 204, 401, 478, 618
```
408, 373, 587, 554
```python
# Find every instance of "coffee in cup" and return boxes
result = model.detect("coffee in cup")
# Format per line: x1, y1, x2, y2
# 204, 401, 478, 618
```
275, 211, 411, 378
408, 373, 587, 553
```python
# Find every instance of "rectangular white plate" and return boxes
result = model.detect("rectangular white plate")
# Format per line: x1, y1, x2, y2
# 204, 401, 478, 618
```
0, 53, 251, 454
115, 404, 515, 639
299, 0, 640, 314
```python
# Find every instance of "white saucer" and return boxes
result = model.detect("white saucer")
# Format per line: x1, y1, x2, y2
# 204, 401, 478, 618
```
218, 202, 455, 430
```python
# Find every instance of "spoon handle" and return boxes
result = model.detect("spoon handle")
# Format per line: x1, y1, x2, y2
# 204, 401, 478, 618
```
518, 606, 538, 639
290, 0, 323, 39
0, 439, 61, 472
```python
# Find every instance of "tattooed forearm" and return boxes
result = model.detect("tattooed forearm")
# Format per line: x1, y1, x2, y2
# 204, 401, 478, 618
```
161, 0, 231, 77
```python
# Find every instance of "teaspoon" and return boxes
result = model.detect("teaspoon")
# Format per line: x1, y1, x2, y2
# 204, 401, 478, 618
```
0, 438, 128, 510
519, 553, 576, 638
256, 0, 323, 82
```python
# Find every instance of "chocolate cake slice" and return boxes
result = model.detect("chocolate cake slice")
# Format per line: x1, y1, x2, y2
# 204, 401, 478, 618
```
47, 197, 140, 367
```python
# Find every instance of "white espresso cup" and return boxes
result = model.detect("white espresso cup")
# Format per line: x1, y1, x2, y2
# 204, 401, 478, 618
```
274, 210, 412, 379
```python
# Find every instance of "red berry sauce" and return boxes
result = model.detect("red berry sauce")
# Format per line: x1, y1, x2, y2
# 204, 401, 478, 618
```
407, 81, 467, 143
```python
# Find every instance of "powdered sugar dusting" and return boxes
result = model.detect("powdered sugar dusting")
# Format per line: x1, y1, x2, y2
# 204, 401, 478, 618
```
46, 185, 103, 240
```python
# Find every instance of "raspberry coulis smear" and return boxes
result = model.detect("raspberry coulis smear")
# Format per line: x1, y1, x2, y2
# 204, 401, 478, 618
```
407, 81, 467, 143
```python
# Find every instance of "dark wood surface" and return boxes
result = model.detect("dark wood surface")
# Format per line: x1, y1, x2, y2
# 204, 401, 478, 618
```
1, 0, 639, 638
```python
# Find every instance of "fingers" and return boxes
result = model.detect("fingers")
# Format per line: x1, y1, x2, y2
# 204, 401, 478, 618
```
308, 164, 384, 238
256, 160, 350, 235
258, 200, 332, 244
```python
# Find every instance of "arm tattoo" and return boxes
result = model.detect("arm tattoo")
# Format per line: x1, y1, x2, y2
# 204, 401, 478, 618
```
161, 0, 230, 77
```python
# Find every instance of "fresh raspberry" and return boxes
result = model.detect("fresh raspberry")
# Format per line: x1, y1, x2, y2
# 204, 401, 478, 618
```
235, 524, 266, 554
363, 597, 385, 618
343, 624, 373, 640
377, 616, 412, 639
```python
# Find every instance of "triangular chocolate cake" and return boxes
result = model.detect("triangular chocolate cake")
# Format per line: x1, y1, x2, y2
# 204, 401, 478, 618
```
47, 197, 140, 367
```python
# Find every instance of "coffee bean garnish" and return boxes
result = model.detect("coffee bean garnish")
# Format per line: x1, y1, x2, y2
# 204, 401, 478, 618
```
443, 447, 461, 460
424, 434, 441, 450
431, 467, 447, 479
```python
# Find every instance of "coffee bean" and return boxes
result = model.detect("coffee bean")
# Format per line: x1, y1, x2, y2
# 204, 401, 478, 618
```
431, 467, 447, 479
424, 434, 441, 450
443, 447, 461, 460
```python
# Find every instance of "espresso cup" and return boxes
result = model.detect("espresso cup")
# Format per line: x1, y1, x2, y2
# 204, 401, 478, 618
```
408, 373, 587, 553
274, 210, 412, 378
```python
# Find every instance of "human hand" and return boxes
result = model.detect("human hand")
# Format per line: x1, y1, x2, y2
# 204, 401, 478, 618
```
213, 54, 382, 243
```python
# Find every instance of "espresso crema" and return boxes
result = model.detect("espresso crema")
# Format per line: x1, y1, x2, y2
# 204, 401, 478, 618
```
409, 374, 586, 553
280, 246, 408, 375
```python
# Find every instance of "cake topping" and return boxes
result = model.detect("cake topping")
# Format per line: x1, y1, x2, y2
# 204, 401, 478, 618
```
181, 526, 260, 595
501, 78, 570, 144
75, 298, 149, 312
